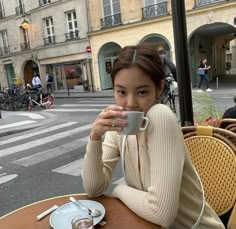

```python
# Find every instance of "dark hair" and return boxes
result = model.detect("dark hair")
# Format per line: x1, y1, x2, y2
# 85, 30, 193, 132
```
111, 45, 165, 88
200, 57, 206, 63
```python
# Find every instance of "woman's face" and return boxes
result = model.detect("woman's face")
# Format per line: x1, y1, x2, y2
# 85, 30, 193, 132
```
114, 66, 163, 114
203, 59, 207, 64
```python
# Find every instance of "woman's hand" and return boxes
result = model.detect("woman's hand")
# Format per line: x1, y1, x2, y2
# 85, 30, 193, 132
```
90, 106, 127, 141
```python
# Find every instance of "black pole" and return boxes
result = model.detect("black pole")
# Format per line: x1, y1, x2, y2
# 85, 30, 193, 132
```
171, 0, 194, 126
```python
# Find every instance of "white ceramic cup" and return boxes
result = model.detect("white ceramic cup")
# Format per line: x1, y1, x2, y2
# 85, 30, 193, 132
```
117, 111, 149, 135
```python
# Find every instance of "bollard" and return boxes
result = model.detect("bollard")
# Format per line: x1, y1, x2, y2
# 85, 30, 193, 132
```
67, 84, 70, 96
216, 77, 218, 89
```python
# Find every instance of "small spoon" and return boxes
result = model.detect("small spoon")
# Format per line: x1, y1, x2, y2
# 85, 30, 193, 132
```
69, 196, 102, 217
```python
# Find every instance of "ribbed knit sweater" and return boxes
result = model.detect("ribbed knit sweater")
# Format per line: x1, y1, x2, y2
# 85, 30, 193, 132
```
83, 104, 225, 228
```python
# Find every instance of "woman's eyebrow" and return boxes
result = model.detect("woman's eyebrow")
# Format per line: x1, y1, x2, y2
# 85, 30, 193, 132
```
136, 85, 151, 89
115, 85, 151, 89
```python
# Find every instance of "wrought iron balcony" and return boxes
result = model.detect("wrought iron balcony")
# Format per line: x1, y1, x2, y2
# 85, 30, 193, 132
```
143, 2, 168, 19
101, 13, 121, 28
20, 41, 30, 51
65, 30, 79, 41
39, 0, 51, 6
44, 35, 56, 45
15, 4, 25, 15
0, 46, 10, 56
195, 0, 225, 7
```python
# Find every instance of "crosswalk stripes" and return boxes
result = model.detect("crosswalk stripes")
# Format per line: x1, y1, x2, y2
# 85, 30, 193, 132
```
0, 120, 37, 130
1, 99, 124, 185
0, 124, 92, 157
1, 121, 123, 185
12, 137, 88, 167
0, 121, 78, 146
46, 100, 114, 112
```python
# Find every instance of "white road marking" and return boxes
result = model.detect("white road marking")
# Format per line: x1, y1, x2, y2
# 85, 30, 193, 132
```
52, 158, 84, 176
0, 120, 37, 130
45, 109, 102, 112
13, 138, 87, 167
0, 122, 78, 146
15, 113, 45, 119
0, 124, 92, 157
0, 174, 18, 184
60, 104, 111, 107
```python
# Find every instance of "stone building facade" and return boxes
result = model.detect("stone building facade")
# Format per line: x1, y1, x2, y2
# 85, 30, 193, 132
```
0, 0, 92, 91
87, 0, 236, 90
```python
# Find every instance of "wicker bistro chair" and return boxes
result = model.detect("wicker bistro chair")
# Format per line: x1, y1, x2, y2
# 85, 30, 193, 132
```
218, 118, 236, 132
181, 125, 236, 228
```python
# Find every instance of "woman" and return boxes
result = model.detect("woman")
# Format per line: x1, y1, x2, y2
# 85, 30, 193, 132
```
197, 57, 213, 92
82, 45, 224, 228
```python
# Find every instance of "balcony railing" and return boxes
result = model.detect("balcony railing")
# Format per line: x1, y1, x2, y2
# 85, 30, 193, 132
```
65, 30, 79, 41
44, 35, 56, 45
142, 2, 168, 19
20, 41, 30, 51
101, 13, 121, 28
39, 0, 51, 6
195, 0, 225, 7
0, 46, 10, 56
15, 4, 25, 15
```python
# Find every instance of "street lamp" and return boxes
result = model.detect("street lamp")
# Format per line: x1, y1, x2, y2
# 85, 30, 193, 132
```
21, 19, 30, 30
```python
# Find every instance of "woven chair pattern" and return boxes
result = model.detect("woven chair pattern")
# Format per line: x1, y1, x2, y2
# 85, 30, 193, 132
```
185, 135, 236, 216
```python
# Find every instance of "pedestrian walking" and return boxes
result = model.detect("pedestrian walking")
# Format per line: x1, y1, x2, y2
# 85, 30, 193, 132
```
46, 72, 53, 92
197, 57, 213, 92
226, 61, 231, 74
32, 72, 42, 89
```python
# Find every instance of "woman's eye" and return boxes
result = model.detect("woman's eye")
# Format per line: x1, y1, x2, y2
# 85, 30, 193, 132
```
116, 90, 126, 95
138, 91, 148, 95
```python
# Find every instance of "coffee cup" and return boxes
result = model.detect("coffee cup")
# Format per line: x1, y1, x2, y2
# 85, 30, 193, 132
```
117, 111, 149, 135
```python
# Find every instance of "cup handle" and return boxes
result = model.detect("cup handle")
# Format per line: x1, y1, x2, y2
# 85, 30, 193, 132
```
139, 117, 149, 131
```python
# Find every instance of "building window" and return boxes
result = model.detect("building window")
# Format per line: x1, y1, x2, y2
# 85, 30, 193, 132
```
0, 0, 5, 19
0, 30, 9, 55
39, 0, 51, 6
65, 11, 79, 40
15, 0, 24, 15
101, 0, 121, 28
143, 0, 168, 19
44, 17, 55, 45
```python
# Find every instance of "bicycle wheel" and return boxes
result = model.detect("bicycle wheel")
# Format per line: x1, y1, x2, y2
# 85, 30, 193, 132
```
42, 95, 55, 109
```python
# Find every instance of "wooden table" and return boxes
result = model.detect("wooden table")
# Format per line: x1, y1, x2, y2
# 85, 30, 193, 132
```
0, 194, 161, 229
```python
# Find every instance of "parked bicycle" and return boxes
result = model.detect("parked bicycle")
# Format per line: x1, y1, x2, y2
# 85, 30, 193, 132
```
0, 87, 28, 111
26, 84, 55, 111
159, 74, 177, 113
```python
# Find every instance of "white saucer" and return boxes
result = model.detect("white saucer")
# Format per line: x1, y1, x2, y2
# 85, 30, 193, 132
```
49, 200, 105, 229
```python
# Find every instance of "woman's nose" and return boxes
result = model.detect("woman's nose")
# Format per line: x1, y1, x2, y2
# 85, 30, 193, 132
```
126, 95, 138, 109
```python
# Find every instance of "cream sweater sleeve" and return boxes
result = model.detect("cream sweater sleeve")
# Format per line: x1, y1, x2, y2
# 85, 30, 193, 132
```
82, 131, 121, 197
112, 104, 186, 227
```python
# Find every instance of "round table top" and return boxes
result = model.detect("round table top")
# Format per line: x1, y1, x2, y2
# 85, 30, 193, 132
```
0, 194, 161, 229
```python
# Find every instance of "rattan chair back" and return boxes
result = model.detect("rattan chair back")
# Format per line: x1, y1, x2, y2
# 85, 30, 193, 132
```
218, 118, 236, 132
181, 126, 236, 217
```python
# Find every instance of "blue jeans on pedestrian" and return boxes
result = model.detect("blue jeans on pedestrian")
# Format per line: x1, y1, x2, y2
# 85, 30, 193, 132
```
198, 74, 209, 89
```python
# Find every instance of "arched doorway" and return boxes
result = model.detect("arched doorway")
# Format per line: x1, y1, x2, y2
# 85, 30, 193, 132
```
24, 60, 39, 86
140, 33, 172, 59
188, 22, 236, 87
98, 42, 121, 90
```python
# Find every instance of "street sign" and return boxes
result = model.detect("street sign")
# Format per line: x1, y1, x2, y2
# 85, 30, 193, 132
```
86, 46, 91, 53
85, 46, 92, 59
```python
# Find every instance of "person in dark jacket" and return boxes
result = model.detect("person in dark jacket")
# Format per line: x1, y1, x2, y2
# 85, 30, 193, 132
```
197, 57, 213, 92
